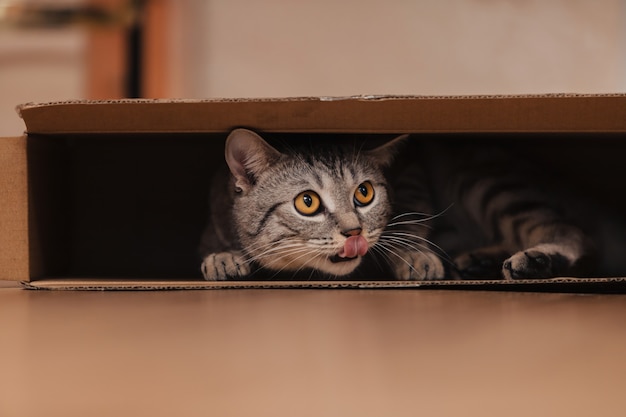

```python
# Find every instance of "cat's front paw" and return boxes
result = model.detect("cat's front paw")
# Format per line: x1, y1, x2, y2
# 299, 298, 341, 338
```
454, 245, 510, 279
391, 251, 445, 281
201, 251, 250, 281
502, 249, 555, 280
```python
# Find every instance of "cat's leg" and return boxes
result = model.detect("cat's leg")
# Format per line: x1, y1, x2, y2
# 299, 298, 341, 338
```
201, 251, 251, 281
501, 223, 593, 279
454, 168, 595, 279
454, 245, 511, 279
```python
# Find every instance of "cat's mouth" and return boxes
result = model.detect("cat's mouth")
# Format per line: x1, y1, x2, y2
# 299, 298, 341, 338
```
329, 254, 359, 263
329, 235, 369, 263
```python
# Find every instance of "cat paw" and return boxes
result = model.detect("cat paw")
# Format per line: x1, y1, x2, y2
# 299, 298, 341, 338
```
454, 246, 510, 279
502, 250, 553, 280
391, 251, 445, 281
201, 252, 250, 281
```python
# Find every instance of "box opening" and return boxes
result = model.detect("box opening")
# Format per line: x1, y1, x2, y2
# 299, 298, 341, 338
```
26, 131, 626, 282
28, 133, 218, 279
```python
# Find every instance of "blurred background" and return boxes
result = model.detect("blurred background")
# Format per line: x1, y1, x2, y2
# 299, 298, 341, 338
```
1, 0, 625, 136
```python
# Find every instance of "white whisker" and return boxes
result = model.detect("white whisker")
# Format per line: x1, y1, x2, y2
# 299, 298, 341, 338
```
387, 204, 454, 227
377, 235, 455, 268
383, 231, 451, 261
266, 247, 327, 280
372, 241, 425, 279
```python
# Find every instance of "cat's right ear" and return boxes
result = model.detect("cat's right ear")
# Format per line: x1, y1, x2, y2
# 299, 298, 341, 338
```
225, 129, 282, 192
367, 134, 409, 167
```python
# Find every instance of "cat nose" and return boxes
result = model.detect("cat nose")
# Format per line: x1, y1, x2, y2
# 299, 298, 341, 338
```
341, 227, 362, 237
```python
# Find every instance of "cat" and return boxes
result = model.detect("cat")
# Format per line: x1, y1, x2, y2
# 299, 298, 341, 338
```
199, 129, 597, 281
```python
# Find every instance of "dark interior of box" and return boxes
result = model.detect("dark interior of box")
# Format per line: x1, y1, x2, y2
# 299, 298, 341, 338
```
27, 132, 626, 281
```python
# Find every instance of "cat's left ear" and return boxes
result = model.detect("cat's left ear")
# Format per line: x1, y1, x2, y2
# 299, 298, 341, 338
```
225, 129, 282, 192
366, 134, 409, 167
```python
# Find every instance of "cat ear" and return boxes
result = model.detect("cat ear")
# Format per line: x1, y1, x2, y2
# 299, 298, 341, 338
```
225, 129, 282, 192
366, 134, 409, 167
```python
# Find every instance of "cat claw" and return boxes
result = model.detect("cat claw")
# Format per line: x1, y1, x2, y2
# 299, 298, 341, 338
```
201, 252, 250, 281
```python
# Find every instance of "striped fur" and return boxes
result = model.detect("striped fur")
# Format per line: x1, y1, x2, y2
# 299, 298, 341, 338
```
418, 139, 596, 280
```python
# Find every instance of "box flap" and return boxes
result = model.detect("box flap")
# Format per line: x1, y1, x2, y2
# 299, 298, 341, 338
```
18, 94, 626, 135
0, 136, 29, 281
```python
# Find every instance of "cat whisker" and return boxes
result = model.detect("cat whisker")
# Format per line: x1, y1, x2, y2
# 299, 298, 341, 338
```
240, 237, 299, 256
247, 243, 304, 263
259, 248, 314, 279
302, 252, 329, 281
371, 241, 429, 280
375, 234, 455, 268
244, 239, 296, 253
265, 247, 327, 280
378, 236, 438, 260
381, 231, 452, 261
368, 244, 397, 274
387, 204, 454, 227
250, 244, 311, 266
389, 212, 435, 221
386, 220, 434, 229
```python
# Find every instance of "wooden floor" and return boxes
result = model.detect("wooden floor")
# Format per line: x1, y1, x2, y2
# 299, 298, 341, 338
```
1, 280, 626, 416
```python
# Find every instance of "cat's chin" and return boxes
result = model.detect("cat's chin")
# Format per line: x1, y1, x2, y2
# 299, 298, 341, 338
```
329, 254, 358, 263
319, 255, 362, 276
257, 255, 362, 277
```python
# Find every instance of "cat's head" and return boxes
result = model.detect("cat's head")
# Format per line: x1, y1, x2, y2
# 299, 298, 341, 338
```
225, 128, 404, 277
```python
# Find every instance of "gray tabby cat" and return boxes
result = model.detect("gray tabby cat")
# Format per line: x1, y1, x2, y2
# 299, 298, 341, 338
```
200, 129, 595, 281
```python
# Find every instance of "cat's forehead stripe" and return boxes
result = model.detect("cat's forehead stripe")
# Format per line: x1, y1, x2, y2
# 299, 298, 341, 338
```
309, 165, 324, 189
310, 151, 363, 183
319, 172, 336, 212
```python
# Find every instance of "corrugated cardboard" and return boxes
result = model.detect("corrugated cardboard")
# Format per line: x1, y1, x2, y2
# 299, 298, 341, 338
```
3, 95, 626, 290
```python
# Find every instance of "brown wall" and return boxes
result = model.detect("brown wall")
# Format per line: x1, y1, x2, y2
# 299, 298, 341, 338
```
1, 0, 625, 135
168, 0, 626, 98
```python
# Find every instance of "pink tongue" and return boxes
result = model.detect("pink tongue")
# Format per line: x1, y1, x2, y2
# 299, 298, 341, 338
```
338, 235, 369, 258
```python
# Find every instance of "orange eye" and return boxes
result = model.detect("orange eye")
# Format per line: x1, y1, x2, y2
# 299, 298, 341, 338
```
354, 181, 375, 207
294, 191, 321, 216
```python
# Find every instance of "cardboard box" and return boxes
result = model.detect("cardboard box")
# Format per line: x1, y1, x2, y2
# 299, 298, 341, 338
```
2, 95, 626, 290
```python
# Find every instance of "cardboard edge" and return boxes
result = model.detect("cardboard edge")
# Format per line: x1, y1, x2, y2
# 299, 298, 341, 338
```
21, 279, 424, 291
15, 93, 626, 111
20, 277, 626, 293
0, 136, 30, 281
18, 94, 626, 135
